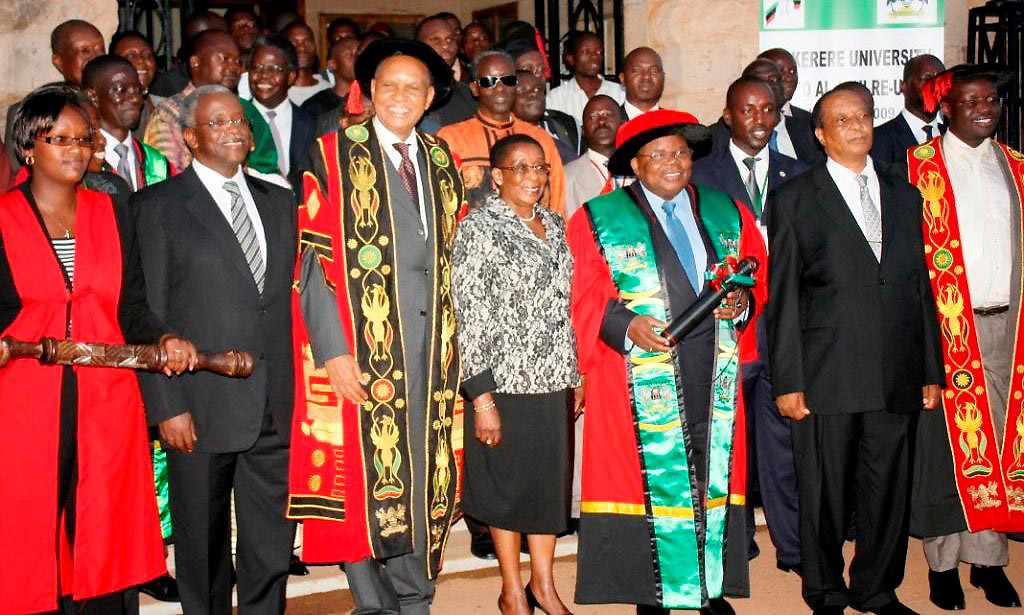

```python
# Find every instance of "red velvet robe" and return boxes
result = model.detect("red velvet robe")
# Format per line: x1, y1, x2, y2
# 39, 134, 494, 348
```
0, 188, 164, 613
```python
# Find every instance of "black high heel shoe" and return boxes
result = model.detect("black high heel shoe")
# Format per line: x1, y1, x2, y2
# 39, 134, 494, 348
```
525, 584, 572, 615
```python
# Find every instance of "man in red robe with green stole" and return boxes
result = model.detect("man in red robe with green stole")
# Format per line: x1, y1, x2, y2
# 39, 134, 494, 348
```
907, 64, 1024, 611
569, 110, 767, 615
287, 39, 466, 614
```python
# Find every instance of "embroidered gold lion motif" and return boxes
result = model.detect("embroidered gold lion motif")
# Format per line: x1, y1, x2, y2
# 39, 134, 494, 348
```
371, 414, 404, 500
918, 171, 948, 234
956, 401, 994, 478
361, 285, 392, 360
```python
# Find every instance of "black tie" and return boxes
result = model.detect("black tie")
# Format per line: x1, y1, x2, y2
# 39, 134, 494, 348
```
923, 124, 934, 141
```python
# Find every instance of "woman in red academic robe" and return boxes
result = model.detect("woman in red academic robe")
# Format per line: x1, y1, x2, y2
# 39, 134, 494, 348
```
0, 84, 196, 614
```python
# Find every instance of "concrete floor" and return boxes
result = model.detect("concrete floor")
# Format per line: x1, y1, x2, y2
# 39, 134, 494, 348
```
283, 528, 1024, 614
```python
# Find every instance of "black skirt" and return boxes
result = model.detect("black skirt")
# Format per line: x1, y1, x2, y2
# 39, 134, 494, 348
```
462, 390, 571, 534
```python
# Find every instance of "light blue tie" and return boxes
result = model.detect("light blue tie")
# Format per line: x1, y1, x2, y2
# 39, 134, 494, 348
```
768, 129, 780, 152
661, 200, 700, 293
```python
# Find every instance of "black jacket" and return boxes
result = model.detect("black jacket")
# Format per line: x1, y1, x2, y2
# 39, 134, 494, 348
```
765, 163, 944, 414
691, 143, 808, 221
134, 166, 298, 451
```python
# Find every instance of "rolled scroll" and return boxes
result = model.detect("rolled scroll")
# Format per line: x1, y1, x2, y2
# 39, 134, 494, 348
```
0, 337, 253, 378
662, 256, 759, 346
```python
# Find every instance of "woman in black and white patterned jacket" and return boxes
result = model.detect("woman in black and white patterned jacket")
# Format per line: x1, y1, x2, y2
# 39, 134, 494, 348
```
452, 133, 582, 615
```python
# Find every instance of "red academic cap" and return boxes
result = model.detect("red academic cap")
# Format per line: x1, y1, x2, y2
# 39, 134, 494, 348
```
607, 109, 711, 176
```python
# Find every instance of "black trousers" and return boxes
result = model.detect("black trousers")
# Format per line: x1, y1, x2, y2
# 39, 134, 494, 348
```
166, 412, 294, 615
742, 356, 800, 568
792, 410, 916, 610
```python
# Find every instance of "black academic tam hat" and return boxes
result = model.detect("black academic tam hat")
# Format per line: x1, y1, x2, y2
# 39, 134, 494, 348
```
354, 38, 454, 111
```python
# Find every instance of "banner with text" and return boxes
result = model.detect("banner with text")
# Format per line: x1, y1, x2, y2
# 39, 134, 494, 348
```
760, 0, 944, 124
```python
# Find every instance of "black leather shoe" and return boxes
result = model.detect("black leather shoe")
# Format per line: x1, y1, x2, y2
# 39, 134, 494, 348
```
636, 606, 670, 615
928, 568, 965, 610
139, 573, 180, 602
470, 535, 497, 560
970, 565, 1022, 607
289, 553, 309, 576
869, 599, 917, 615
701, 597, 735, 615
812, 608, 844, 615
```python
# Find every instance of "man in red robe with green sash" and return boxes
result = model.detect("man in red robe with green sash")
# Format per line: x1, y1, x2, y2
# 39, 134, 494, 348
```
569, 110, 766, 615
907, 63, 1024, 611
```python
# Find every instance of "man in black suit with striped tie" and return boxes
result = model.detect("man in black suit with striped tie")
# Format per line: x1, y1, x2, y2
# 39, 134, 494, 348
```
134, 84, 298, 615
692, 75, 807, 575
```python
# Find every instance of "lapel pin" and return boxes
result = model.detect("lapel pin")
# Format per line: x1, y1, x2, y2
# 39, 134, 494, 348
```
780, 171, 787, 178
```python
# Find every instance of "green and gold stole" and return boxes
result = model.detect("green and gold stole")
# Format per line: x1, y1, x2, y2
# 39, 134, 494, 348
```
584, 185, 743, 608
911, 137, 1024, 531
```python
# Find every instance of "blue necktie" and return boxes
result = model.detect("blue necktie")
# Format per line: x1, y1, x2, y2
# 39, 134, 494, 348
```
661, 200, 700, 293
768, 129, 779, 152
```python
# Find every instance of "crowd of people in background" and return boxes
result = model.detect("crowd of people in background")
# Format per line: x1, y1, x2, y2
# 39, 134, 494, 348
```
0, 8, 1022, 615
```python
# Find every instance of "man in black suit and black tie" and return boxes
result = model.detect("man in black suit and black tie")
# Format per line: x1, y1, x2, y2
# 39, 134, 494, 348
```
765, 87, 944, 615
870, 54, 945, 167
247, 34, 316, 190
135, 84, 298, 615
691, 74, 807, 575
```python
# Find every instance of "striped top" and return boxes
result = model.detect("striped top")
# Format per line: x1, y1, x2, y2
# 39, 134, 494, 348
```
51, 238, 75, 286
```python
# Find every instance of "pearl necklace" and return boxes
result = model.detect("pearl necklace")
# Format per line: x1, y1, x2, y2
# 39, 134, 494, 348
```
516, 207, 537, 223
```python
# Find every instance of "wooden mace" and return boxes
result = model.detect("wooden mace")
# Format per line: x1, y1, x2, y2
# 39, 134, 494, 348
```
0, 337, 253, 378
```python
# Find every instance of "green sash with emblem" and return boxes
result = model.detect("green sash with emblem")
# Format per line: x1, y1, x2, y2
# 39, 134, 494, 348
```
584, 184, 743, 608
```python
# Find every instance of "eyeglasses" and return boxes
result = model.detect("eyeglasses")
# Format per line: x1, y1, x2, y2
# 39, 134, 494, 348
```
250, 63, 287, 75
108, 83, 143, 98
497, 163, 550, 176
635, 149, 691, 162
476, 74, 518, 88
37, 135, 94, 147
197, 117, 250, 129
956, 95, 1003, 110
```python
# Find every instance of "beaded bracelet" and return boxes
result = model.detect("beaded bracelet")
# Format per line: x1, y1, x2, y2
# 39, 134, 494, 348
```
474, 400, 496, 413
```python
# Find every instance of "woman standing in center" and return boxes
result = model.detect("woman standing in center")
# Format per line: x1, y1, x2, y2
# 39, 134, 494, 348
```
453, 134, 581, 615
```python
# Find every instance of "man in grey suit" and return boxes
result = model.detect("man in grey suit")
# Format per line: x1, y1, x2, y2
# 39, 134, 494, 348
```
564, 94, 624, 218
134, 85, 298, 614
289, 39, 465, 614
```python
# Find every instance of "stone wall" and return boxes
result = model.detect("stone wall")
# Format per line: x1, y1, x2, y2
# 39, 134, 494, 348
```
0, 0, 118, 129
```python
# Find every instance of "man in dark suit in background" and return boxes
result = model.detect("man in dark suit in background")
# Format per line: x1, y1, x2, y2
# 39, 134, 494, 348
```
417, 14, 478, 127
514, 69, 580, 162
135, 85, 298, 615
692, 75, 807, 575
619, 47, 664, 120
758, 48, 811, 126
247, 34, 315, 189
870, 54, 945, 167
766, 86, 944, 615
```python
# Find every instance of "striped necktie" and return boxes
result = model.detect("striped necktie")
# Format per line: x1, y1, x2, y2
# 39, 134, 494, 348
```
114, 143, 134, 189
223, 181, 266, 293
855, 174, 882, 261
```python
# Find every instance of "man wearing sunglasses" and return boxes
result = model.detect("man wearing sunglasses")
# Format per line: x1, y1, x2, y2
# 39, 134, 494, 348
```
906, 64, 1024, 612
438, 49, 566, 215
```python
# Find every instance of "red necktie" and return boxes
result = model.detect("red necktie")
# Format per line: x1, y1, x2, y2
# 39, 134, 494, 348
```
393, 143, 419, 206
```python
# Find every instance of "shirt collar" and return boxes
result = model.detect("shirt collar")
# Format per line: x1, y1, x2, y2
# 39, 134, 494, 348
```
825, 155, 877, 185
373, 116, 418, 151
101, 128, 133, 151
900, 108, 940, 137
192, 157, 246, 186
586, 149, 610, 165
252, 98, 291, 115
623, 100, 659, 119
639, 180, 690, 213
728, 139, 768, 168
782, 101, 793, 117
943, 129, 993, 161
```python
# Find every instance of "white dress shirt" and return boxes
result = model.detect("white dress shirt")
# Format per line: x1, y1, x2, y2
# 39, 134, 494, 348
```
252, 98, 294, 175
774, 115, 798, 160
546, 76, 625, 129
102, 129, 138, 191
373, 117, 428, 238
192, 158, 267, 263
825, 156, 882, 252
900, 108, 943, 145
623, 101, 660, 120
729, 140, 770, 199
944, 131, 1012, 307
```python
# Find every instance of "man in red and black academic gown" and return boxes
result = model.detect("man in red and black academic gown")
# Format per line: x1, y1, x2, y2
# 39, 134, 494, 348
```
569, 109, 767, 615
907, 63, 1024, 612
